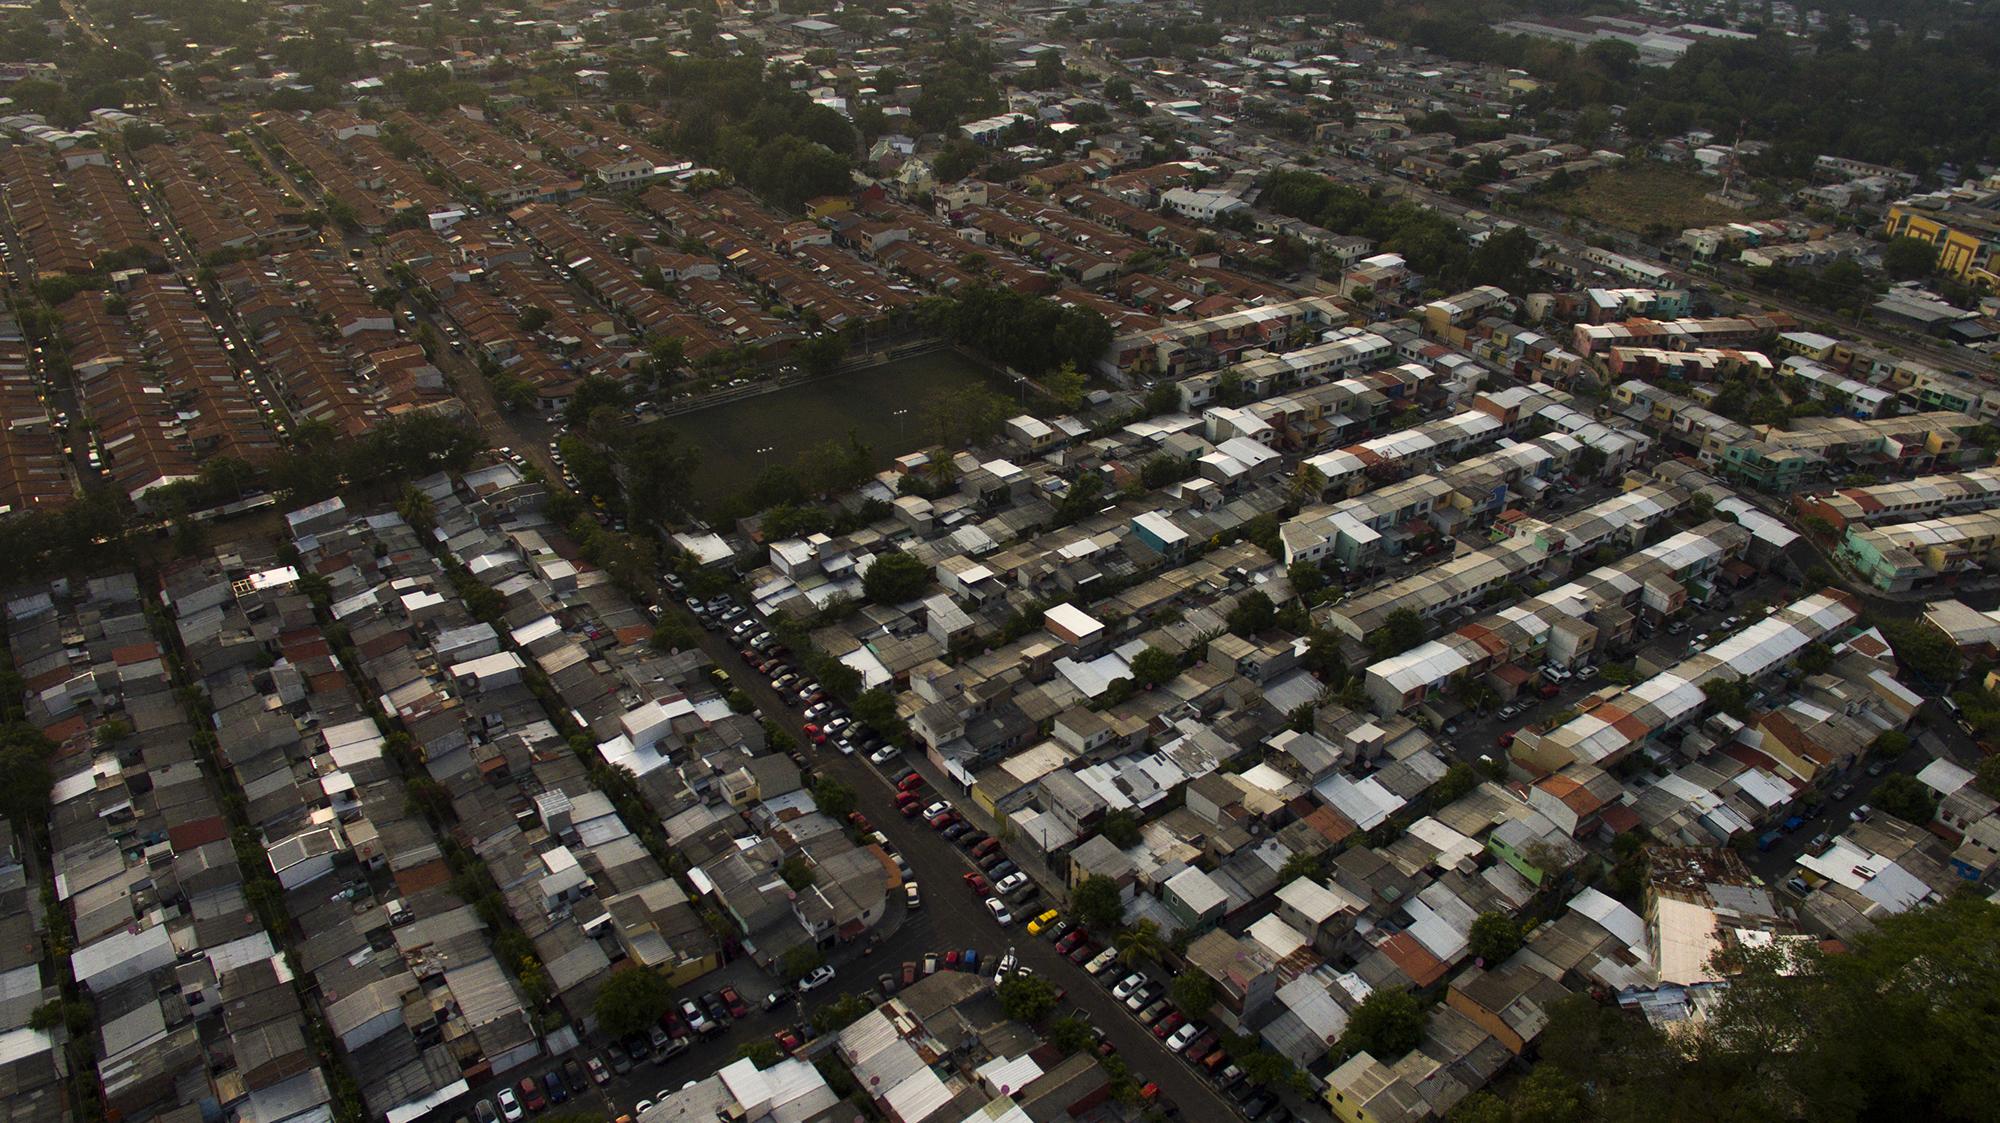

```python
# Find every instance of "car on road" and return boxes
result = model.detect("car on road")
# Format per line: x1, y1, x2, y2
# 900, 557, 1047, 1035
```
984, 898, 1014, 925
1834, 783, 1856, 800
720, 986, 749, 1019
798, 964, 837, 991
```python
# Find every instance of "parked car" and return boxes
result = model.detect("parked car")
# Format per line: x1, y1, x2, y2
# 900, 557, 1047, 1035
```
1026, 909, 1060, 935
963, 872, 992, 893
905, 882, 922, 908
984, 898, 1014, 925
798, 964, 837, 991
542, 1070, 567, 1104
1113, 974, 1150, 1001
720, 986, 749, 1019
516, 1077, 546, 1112
496, 1088, 524, 1122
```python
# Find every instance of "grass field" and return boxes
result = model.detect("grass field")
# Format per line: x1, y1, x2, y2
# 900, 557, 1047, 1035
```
1540, 165, 1764, 234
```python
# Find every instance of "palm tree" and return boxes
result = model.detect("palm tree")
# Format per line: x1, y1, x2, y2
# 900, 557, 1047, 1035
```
1115, 919, 1166, 967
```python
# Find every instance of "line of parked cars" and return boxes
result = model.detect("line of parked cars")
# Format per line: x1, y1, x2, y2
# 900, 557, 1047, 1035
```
1088, 955, 1290, 1122
466, 1052, 609, 1122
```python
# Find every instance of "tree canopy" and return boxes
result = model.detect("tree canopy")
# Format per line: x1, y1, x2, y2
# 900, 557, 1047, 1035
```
1339, 988, 1427, 1061
862, 550, 931, 604
592, 966, 674, 1038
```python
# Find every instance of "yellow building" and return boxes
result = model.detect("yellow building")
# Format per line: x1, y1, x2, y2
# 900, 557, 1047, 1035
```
1884, 201, 2000, 288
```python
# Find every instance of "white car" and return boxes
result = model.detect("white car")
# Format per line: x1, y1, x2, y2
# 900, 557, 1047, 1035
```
634, 1101, 655, 1116
994, 872, 1029, 895
904, 882, 921, 908
497, 1089, 524, 1122
1112, 973, 1149, 1001
1167, 1022, 1202, 1051
869, 746, 900, 765
984, 898, 1013, 926
797, 964, 837, 991
923, 800, 952, 819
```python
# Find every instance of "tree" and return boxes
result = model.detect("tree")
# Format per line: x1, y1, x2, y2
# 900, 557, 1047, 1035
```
1434, 762, 1480, 804
1170, 972, 1218, 1018
592, 966, 674, 1037
813, 776, 857, 820
1700, 677, 1753, 719
1467, 912, 1524, 964
1072, 874, 1124, 931
998, 975, 1061, 1023
796, 333, 848, 377
1872, 773, 1936, 824
1879, 619, 1962, 685
1114, 919, 1166, 966
811, 992, 874, 1033
1047, 361, 1087, 409
1523, 897, 2000, 1120
1100, 808, 1142, 848
1049, 1017, 1095, 1055
862, 550, 930, 604
1975, 755, 2000, 800
0, 725, 53, 830
1882, 236, 1939, 281
781, 857, 816, 890
1227, 590, 1277, 636
1870, 730, 1910, 759
1279, 849, 1327, 885
736, 1040, 783, 1068
1369, 608, 1427, 660
516, 306, 552, 332
1129, 646, 1179, 689
651, 616, 699, 652
1797, 641, 1835, 674
1288, 560, 1326, 599
1339, 988, 1427, 1061
778, 945, 825, 981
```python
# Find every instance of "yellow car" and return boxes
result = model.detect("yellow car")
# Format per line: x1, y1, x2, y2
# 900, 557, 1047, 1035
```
1026, 909, 1060, 936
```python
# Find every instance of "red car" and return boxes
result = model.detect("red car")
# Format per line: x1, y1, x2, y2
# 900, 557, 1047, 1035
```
517, 1076, 547, 1112
1067, 940, 1097, 964
1153, 1012, 1184, 1039
944, 950, 961, 969
802, 722, 821, 737
847, 811, 872, 831
897, 774, 925, 792
928, 811, 957, 830
972, 838, 1001, 858
902, 961, 917, 986
963, 872, 991, 893
1055, 931, 1086, 954
774, 1028, 802, 1054
719, 986, 749, 1019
